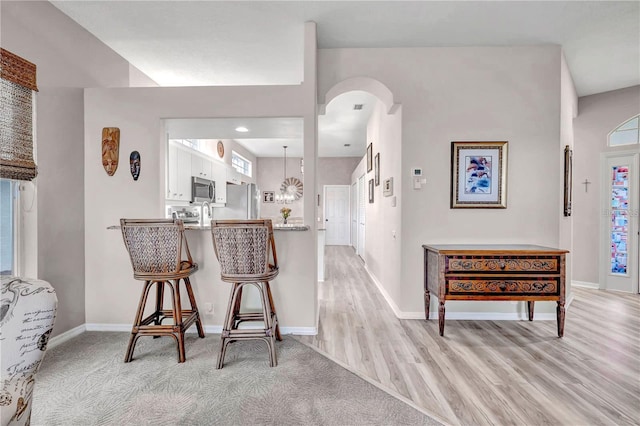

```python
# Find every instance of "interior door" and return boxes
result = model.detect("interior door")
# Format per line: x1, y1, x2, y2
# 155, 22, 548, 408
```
324, 185, 350, 245
357, 175, 366, 259
351, 182, 358, 250
600, 151, 639, 293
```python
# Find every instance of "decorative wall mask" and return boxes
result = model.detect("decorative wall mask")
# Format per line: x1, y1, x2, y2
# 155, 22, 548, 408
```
130, 150, 141, 181
101, 127, 120, 176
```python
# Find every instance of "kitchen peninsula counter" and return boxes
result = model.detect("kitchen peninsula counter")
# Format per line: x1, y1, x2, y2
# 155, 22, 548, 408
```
108, 224, 310, 231
184, 224, 310, 231
106, 220, 317, 334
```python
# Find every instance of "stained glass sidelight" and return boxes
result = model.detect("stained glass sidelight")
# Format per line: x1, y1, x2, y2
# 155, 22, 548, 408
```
610, 165, 630, 274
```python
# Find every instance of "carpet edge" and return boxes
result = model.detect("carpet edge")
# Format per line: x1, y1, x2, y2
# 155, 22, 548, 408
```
292, 337, 454, 426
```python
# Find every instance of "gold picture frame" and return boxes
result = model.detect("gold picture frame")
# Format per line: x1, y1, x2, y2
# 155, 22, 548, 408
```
450, 141, 508, 208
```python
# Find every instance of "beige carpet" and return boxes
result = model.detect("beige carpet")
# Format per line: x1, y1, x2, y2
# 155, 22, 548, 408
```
32, 332, 442, 425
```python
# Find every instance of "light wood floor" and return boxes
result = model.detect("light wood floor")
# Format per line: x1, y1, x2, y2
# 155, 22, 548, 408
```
298, 246, 640, 426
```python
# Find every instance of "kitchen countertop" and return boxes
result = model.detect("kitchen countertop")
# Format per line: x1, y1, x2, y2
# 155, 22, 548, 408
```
107, 224, 309, 231
108, 224, 309, 231
185, 224, 310, 231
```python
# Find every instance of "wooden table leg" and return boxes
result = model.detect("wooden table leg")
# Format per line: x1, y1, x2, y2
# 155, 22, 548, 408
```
424, 290, 430, 320
557, 301, 565, 337
527, 301, 535, 321
438, 301, 445, 336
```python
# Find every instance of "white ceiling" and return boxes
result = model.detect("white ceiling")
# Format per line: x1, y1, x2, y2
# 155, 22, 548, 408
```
165, 117, 305, 157
52, 1, 640, 157
163, 90, 376, 157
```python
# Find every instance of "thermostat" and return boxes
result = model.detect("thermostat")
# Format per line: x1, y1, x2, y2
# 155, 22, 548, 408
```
411, 168, 422, 177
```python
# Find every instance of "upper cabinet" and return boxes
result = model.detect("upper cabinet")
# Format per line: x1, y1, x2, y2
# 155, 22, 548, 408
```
211, 161, 227, 204
167, 143, 191, 201
191, 154, 213, 180
226, 167, 242, 185
167, 141, 230, 204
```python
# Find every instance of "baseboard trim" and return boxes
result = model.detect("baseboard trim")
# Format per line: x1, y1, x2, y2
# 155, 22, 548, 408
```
84, 323, 316, 336
48, 324, 86, 349
363, 265, 574, 321
363, 265, 409, 319
572, 280, 600, 289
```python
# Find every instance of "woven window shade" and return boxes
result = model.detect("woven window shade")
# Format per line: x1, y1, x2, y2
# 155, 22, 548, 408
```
0, 48, 38, 181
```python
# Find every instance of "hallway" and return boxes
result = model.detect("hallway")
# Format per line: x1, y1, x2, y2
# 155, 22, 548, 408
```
299, 246, 640, 425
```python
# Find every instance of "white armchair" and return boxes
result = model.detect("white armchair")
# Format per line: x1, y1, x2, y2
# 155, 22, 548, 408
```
0, 277, 57, 426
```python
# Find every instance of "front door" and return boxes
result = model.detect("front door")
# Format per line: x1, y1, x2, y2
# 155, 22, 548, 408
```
600, 151, 639, 293
324, 185, 350, 245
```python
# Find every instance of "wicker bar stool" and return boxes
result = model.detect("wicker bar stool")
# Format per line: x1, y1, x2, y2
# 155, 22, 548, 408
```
211, 219, 282, 368
120, 218, 205, 363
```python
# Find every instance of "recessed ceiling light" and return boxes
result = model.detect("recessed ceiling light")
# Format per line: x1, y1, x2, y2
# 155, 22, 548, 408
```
235, 126, 249, 133
344, 144, 351, 147
353, 104, 363, 110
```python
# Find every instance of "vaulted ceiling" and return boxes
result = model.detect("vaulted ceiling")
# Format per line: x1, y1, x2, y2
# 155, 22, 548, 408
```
51, 1, 640, 156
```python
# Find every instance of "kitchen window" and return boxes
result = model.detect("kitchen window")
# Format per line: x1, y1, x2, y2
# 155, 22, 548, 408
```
232, 151, 252, 177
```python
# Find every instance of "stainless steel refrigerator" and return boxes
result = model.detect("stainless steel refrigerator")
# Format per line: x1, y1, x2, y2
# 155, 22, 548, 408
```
214, 183, 260, 220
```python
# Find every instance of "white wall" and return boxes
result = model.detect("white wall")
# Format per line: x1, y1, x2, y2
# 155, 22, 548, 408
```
1, 1, 156, 336
573, 85, 640, 285
559, 53, 578, 296
257, 157, 304, 221
84, 21, 319, 330
360, 101, 403, 312
321, 46, 564, 316
84, 85, 317, 329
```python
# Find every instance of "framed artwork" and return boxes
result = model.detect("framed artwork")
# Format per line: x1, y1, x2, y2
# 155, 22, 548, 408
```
367, 143, 373, 172
368, 178, 374, 203
563, 145, 572, 216
263, 191, 275, 203
374, 153, 380, 186
450, 141, 508, 208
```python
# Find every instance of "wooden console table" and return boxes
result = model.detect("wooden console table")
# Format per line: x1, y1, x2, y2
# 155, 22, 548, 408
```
423, 244, 568, 337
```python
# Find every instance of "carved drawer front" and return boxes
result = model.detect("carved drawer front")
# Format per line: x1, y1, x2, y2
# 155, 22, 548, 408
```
446, 256, 560, 274
447, 278, 559, 295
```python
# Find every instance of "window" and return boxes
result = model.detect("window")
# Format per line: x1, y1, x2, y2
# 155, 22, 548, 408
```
608, 115, 639, 147
0, 180, 16, 275
172, 139, 200, 151
0, 49, 38, 277
231, 151, 252, 177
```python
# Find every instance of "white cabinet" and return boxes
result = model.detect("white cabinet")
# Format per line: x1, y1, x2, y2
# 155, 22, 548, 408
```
167, 144, 192, 201
191, 155, 212, 179
211, 160, 227, 204
226, 166, 242, 185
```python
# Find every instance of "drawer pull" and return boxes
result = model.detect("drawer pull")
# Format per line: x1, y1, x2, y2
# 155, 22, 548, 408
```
499, 261, 506, 270
498, 283, 507, 291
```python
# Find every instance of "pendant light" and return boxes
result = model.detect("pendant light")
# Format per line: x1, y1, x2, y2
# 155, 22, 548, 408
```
276, 146, 294, 204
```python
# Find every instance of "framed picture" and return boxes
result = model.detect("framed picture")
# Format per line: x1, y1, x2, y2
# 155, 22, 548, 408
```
263, 191, 275, 203
374, 153, 380, 186
367, 143, 373, 172
450, 141, 508, 208
368, 178, 374, 203
563, 145, 572, 216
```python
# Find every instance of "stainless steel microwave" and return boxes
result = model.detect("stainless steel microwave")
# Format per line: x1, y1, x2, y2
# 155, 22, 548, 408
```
192, 177, 215, 203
